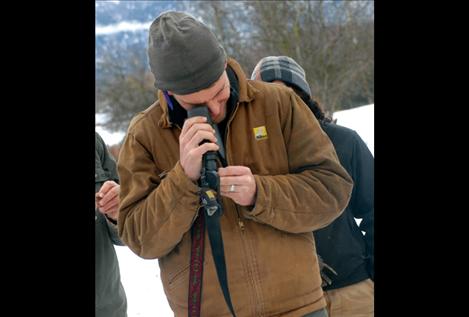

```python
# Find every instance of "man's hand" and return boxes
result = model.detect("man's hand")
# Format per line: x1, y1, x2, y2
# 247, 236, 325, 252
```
179, 116, 219, 182
219, 166, 257, 206
96, 180, 120, 221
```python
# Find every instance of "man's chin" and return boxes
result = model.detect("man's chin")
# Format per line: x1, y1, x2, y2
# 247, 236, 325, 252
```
213, 114, 225, 124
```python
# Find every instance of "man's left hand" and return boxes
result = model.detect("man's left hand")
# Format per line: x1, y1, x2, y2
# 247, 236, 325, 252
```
219, 166, 257, 206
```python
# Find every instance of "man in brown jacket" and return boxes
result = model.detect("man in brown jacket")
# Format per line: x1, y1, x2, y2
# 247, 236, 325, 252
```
117, 11, 353, 317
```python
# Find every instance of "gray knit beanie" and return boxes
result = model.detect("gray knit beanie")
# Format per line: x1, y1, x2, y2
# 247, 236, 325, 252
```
148, 11, 227, 95
251, 56, 312, 98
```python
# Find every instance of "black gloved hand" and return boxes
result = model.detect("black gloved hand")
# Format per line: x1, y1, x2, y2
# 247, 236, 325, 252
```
318, 254, 338, 287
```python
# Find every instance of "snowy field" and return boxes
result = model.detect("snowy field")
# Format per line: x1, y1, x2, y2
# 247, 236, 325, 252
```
98, 103, 374, 316
96, 113, 125, 146
333, 104, 374, 156
114, 247, 171, 316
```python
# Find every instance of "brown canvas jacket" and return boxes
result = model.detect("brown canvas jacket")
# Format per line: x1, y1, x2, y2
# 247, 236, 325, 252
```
117, 58, 353, 317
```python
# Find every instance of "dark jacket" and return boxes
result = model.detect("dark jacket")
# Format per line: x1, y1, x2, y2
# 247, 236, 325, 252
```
95, 132, 127, 317
314, 122, 374, 291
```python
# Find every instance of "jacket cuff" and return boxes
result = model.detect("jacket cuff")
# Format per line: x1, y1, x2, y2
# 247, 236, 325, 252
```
168, 161, 200, 212
241, 175, 268, 219
105, 214, 118, 225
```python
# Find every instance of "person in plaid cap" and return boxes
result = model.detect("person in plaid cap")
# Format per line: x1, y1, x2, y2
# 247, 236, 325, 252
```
252, 56, 374, 317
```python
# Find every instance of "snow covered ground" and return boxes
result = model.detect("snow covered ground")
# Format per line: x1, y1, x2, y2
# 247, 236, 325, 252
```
96, 113, 126, 145
97, 103, 374, 317
333, 104, 374, 156
114, 247, 172, 316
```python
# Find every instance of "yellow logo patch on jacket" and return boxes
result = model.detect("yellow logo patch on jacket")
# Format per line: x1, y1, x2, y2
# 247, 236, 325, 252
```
253, 126, 268, 141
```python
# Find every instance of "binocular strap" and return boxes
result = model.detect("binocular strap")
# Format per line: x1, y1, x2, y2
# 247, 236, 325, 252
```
188, 208, 237, 317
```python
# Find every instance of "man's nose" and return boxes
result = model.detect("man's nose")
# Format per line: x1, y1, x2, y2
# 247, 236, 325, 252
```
207, 102, 220, 117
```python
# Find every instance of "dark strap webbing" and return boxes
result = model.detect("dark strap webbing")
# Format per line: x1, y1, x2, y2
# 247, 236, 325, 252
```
205, 207, 236, 317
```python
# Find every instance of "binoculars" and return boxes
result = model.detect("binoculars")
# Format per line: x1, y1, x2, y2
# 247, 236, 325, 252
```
187, 105, 223, 216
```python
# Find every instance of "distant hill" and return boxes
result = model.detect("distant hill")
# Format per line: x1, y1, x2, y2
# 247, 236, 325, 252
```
95, 1, 186, 81
96, 1, 180, 26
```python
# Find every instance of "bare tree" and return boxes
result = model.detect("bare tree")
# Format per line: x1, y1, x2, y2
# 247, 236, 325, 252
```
182, 1, 260, 74
96, 0, 373, 133
243, 0, 374, 112
96, 41, 155, 132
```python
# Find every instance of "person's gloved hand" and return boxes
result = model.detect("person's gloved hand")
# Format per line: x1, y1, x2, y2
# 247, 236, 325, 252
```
318, 254, 338, 287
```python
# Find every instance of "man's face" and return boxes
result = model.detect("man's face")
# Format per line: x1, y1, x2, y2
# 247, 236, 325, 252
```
170, 71, 231, 124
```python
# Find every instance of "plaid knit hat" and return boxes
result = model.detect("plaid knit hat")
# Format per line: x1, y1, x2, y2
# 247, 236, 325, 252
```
251, 56, 312, 98
148, 11, 227, 95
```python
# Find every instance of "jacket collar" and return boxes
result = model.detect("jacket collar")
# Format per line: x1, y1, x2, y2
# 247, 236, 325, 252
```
157, 58, 259, 129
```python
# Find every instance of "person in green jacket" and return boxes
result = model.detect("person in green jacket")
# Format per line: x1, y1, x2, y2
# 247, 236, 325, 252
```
95, 132, 127, 317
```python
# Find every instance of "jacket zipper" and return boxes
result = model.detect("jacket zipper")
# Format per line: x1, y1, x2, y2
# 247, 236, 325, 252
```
238, 218, 245, 231
225, 102, 265, 315
225, 102, 246, 233
235, 205, 245, 232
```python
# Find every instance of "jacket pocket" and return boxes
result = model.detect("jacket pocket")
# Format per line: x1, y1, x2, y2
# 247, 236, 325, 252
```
282, 230, 316, 249
168, 264, 190, 291
159, 235, 192, 305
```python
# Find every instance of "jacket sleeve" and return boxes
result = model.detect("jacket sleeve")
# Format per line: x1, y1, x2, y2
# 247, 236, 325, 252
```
105, 217, 125, 246
100, 138, 120, 185
242, 92, 354, 234
96, 132, 124, 246
350, 131, 374, 279
117, 131, 200, 259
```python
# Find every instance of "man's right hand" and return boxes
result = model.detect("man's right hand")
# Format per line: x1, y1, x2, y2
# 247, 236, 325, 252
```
179, 116, 219, 182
